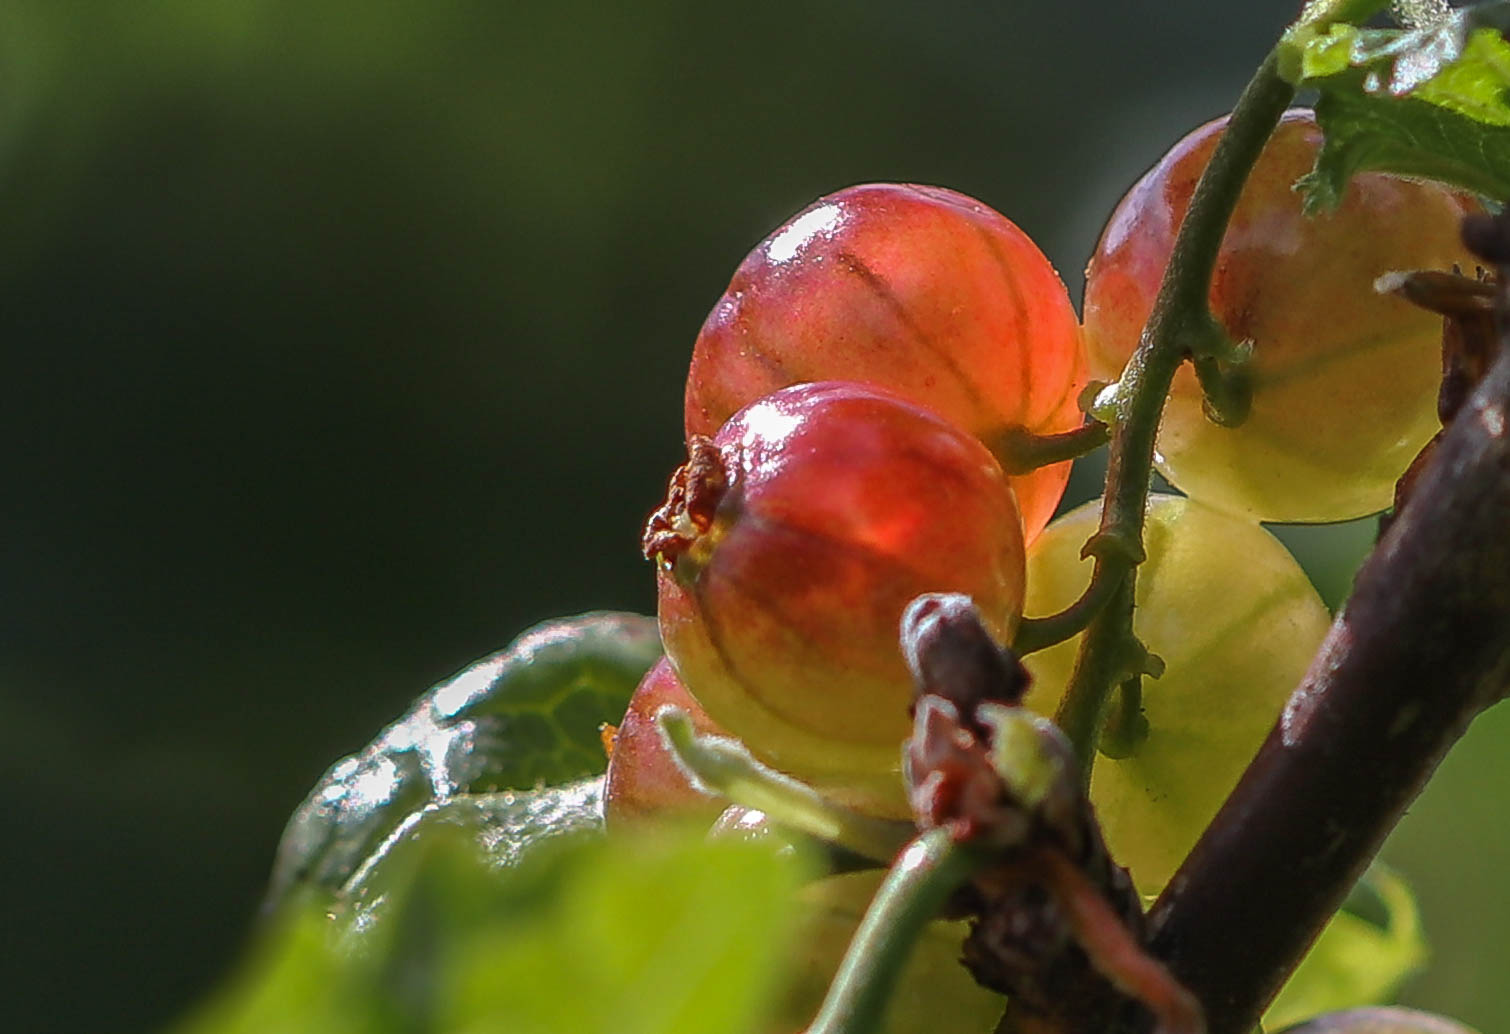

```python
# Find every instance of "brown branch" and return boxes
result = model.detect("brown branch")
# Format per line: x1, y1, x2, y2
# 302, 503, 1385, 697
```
1036, 849, 1202, 1034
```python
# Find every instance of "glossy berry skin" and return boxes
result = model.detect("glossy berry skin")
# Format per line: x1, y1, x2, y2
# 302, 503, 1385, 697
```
685, 183, 1086, 542
602, 658, 726, 829
1082, 110, 1480, 523
647, 381, 1026, 816
1020, 495, 1330, 896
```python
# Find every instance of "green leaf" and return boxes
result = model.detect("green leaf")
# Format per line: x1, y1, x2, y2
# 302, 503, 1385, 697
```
1281, 5, 1510, 207
1264, 865, 1429, 1031
171, 907, 378, 1034
433, 834, 806, 1034
176, 819, 808, 1034
1301, 84, 1510, 211
429, 611, 662, 787
342, 780, 609, 905
266, 611, 660, 905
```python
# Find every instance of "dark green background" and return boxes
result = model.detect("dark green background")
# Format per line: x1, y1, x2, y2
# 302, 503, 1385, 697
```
2, 2, 1504, 1032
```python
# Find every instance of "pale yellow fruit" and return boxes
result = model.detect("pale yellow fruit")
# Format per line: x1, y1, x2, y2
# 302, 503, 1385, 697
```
1021, 494, 1331, 896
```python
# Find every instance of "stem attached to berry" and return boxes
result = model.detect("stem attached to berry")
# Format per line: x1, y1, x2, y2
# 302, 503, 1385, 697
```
1012, 561, 1125, 656
1096, 677, 1150, 760
991, 420, 1110, 476
1055, 6, 1401, 760
1053, 46, 1296, 779
656, 708, 915, 864
1138, 213, 1510, 1034
1016, 121, 1510, 1034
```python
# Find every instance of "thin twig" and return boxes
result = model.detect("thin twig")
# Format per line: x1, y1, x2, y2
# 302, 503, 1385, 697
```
1052, 0, 1399, 778
1013, 564, 1126, 656
1034, 849, 1202, 1034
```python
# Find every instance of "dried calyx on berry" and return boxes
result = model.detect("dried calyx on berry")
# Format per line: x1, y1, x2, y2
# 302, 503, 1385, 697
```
642, 435, 727, 578
645, 382, 1027, 818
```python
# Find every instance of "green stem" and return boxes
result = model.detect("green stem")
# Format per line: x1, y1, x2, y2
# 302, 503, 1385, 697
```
656, 709, 914, 863
1052, 47, 1296, 777
1054, 577, 1138, 785
804, 828, 985, 1034
1013, 560, 1125, 656
991, 420, 1110, 475
1097, 677, 1150, 760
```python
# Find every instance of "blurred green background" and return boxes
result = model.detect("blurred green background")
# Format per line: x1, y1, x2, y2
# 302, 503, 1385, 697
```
2, 2, 1504, 1032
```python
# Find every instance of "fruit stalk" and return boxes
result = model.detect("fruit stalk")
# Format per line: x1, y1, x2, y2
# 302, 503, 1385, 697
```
1012, 567, 1123, 657
654, 709, 914, 864
992, 421, 1110, 476
1052, 47, 1296, 777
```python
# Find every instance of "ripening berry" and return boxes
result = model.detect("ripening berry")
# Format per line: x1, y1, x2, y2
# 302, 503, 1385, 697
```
686, 183, 1086, 541
603, 658, 727, 829
646, 381, 1026, 815
1082, 109, 1481, 523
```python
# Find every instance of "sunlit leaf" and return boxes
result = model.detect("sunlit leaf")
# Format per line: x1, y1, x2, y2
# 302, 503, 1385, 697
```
341, 780, 608, 904
178, 819, 808, 1034
266, 611, 659, 905
1281, 4, 1510, 207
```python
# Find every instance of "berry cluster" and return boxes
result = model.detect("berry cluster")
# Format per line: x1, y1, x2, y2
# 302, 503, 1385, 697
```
603, 108, 1475, 1033
640, 182, 1077, 817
